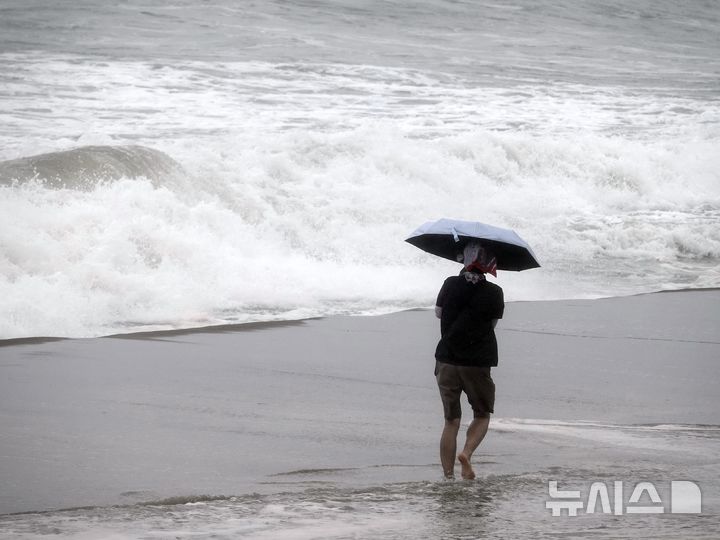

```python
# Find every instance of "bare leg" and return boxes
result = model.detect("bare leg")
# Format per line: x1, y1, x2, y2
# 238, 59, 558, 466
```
457, 416, 490, 480
440, 418, 461, 479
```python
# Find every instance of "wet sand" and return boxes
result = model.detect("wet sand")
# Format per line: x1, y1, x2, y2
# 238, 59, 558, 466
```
1, 289, 719, 517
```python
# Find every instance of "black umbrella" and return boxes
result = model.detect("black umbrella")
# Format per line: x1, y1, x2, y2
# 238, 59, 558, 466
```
405, 218, 540, 271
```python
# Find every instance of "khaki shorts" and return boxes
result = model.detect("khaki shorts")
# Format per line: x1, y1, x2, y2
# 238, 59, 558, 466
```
435, 361, 495, 420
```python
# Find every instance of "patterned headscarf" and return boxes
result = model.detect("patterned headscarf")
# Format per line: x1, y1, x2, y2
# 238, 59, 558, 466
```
462, 241, 497, 277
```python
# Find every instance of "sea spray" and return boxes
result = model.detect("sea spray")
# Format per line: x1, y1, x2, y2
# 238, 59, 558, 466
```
1, 2, 718, 338
1, 126, 718, 338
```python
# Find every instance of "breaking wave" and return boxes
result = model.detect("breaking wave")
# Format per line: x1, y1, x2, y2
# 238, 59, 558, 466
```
1, 50, 719, 339
1, 128, 718, 339
0, 145, 185, 190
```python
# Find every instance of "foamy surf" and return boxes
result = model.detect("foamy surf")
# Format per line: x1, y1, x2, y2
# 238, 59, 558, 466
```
492, 418, 720, 455
1, 127, 718, 338
1, 2, 718, 340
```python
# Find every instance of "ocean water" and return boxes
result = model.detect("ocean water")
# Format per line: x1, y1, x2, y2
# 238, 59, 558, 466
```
1, 1, 719, 338
2, 460, 718, 540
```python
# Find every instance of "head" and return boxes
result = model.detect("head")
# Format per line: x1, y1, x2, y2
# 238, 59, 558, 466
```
462, 241, 497, 277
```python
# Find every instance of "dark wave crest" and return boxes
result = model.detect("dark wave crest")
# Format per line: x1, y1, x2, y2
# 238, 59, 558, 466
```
0, 145, 184, 190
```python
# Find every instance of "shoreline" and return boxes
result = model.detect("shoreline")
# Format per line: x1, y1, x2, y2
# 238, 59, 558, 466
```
2, 286, 717, 347
1, 288, 718, 515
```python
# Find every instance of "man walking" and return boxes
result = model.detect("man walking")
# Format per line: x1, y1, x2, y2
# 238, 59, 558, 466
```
434, 242, 504, 480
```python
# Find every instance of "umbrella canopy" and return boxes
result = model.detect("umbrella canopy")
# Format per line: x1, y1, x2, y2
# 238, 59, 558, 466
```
405, 218, 540, 271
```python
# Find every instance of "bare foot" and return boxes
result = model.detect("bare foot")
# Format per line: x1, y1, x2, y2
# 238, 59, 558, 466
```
457, 453, 475, 480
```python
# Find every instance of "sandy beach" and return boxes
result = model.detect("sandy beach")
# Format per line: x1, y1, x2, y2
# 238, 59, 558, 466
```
1, 289, 718, 537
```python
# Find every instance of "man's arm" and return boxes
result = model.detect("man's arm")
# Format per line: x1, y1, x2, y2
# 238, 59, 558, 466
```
492, 287, 504, 327
435, 277, 453, 319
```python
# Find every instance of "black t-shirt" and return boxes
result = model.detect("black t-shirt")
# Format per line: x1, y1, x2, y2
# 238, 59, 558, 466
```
434, 274, 505, 367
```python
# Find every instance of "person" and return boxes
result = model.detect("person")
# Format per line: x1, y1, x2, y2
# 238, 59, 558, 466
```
434, 241, 504, 480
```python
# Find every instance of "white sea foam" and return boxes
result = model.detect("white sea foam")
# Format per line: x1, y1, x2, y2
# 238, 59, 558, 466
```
492, 418, 720, 454
1, 55, 718, 338
0, 497, 424, 540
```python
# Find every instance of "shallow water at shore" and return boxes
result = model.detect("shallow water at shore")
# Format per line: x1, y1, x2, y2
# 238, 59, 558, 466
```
2, 456, 718, 539
1, 290, 718, 537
